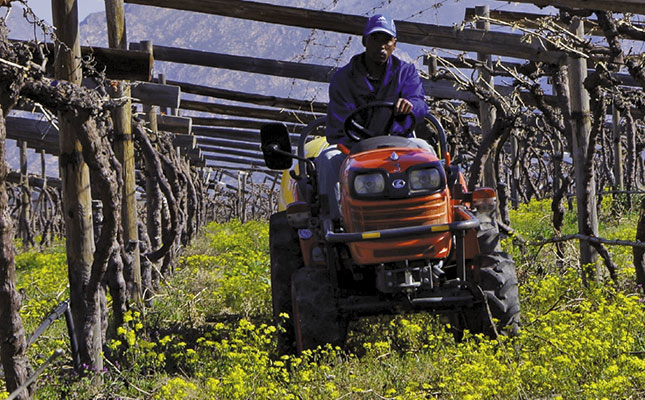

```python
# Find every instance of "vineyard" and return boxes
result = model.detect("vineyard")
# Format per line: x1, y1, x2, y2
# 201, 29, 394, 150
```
5, 198, 644, 399
0, 0, 645, 399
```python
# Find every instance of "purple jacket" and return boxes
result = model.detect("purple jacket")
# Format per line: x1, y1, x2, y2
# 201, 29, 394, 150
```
326, 53, 428, 146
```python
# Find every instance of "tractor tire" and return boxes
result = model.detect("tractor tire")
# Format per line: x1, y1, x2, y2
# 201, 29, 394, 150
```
477, 251, 521, 336
477, 217, 502, 254
269, 211, 303, 355
449, 252, 520, 339
291, 267, 347, 353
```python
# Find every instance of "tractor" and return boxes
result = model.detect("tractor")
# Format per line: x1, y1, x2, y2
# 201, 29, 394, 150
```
260, 102, 520, 354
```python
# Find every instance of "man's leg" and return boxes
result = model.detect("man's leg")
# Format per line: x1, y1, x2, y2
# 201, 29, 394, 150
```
315, 146, 346, 221
409, 137, 437, 156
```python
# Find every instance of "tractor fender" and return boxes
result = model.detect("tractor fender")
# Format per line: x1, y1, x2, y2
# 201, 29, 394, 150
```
278, 136, 330, 210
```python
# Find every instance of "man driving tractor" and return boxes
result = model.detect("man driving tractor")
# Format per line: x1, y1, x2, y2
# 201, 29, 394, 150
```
318, 14, 430, 221
260, 13, 520, 354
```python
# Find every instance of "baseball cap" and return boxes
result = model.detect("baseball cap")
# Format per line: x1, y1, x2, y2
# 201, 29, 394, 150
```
363, 14, 396, 38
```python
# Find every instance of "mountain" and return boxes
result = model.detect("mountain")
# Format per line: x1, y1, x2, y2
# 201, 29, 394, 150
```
6, 0, 556, 104
74, 0, 553, 103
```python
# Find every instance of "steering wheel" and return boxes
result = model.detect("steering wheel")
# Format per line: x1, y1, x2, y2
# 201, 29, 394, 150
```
343, 101, 417, 142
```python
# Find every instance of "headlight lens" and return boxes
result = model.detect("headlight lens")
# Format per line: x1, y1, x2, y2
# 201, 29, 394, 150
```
409, 168, 441, 190
354, 173, 385, 194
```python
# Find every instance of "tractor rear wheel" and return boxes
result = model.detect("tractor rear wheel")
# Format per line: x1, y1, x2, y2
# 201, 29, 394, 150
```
478, 251, 521, 336
450, 252, 520, 339
269, 212, 303, 355
477, 216, 502, 254
291, 267, 347, 352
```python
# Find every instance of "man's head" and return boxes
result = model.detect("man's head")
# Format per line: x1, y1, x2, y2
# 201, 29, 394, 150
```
363, 14, 396, 38
362, 15, 397, 66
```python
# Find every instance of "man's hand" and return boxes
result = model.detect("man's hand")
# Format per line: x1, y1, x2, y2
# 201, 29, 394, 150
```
394, 98, 413, 115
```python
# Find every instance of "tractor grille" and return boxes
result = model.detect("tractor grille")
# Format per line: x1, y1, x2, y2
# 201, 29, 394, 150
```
345, 192, 448, 233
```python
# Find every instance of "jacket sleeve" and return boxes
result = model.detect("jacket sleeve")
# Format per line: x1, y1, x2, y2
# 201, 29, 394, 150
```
401, 63, 428, 122
325, 73, 353, 146
392, 63, 428, 134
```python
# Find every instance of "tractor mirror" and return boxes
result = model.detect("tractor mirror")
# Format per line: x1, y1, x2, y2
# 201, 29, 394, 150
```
260, 123, 293, 170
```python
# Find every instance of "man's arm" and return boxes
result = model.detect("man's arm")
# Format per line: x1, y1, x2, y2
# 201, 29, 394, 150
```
400, 63, 428, 122
390, 64, 428, 135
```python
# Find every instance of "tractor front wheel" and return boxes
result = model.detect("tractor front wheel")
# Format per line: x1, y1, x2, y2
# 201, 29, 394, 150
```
269, 212, 303, 355
291, 267, 347, 352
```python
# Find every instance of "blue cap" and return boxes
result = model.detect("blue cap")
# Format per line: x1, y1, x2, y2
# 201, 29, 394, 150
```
363, 14, 396, 38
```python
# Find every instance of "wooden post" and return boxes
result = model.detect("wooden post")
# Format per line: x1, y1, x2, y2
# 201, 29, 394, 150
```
105, 0, 142, 302
140, 39, 163, 290
476, 5, 497, 190
18, 141, 31, 248
510, 136, 520, 208
19, 141, 26, 175
426, 52, 437, 79
566, 17, 599, 283
40, 149, 46, 179
52, 0, 101, 371
0, 112, 31, 400
237, 171, 243, 222
141, 41, 161, 252
635, 199, 645, 291
612, 99, 624, 191
158, 73, 169, 115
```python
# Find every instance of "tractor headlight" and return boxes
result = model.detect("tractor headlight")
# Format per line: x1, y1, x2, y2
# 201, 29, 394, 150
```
354, 173, 385, 195
409, 168, 441, 190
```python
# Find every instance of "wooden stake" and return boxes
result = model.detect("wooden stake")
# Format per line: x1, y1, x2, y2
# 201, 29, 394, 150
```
612, 99, 624, 191
566, 17, 599, 283
105, 0, 142, 303
476, 5, 498, 191
52, 0, 101, 372
18, 140, 32, 248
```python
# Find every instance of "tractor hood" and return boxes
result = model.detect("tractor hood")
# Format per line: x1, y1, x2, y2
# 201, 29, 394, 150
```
340, 145, 445, 201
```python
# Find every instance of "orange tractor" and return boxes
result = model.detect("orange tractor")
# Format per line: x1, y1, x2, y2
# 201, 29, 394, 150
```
261, 102, 520, 354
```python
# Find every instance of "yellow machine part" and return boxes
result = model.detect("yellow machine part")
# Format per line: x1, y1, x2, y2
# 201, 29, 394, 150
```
277, 136, 330, 211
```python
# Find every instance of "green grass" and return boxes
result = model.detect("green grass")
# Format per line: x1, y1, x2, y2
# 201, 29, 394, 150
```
4, 195, 645, 399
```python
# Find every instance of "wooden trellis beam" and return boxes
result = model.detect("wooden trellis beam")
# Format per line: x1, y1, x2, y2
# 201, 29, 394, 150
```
13, 40, 153, 81
207, 164, 274, 174
6, 117, 59, 154
182, 148, 206, 167
172, 134, 197, 149
191, 116, 305, 132
464, 8, 645, 37
192, 125, 300, 145
181, 99, 321, 125
130, 42, 335, 82
157, 114, 192, 134
83, 79, 180, 107
124, 0, 568, 63
163, 79, 327, 113
130, 82, 180, 109
203, 153, 267, 167
6, 171, 61, 189
5, 116, 201, 158
199, 145, 265, 161
196, 136, 264, 152
494, 0, 645, 15
24, 143, 60, 156
423, 55, 640, 87
424, 78, 644, 119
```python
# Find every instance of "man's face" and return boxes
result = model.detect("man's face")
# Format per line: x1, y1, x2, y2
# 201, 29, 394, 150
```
364, 32, 397, 66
